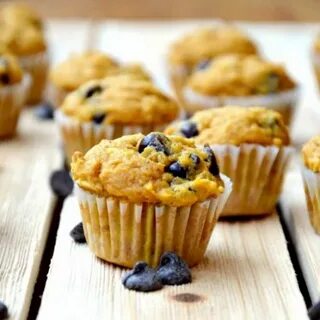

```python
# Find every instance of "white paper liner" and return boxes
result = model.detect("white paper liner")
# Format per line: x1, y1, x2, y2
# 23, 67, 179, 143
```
0, 74, 31, 137
210, 144, 294, 216
301, 166, 320, 233
74, 174, 232, 268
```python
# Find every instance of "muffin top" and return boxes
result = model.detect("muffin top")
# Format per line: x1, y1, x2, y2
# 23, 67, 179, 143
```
50, 52, 119, 91
0, 54, 23, 86
302, 136, 320, 172
168, 26, 257, 69
0, 3, 43, 29
61, 76, 178, 125
105, 63, 151, 82
165, 106, 290, 146
71, 133, 224, 206
186, 54, 296, 96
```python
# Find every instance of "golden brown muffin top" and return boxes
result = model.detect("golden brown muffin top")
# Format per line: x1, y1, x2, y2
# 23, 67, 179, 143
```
105, 63, 151, 82
71, 133, 224, 206
60, 75, 178, 125
302, 136, 320, 172
165, 106, 290, 146
0, 3, 43, 29
0, 53, 23, 86
168, 26, 257, 68
186, 54, 296, 96
49, 52, 119, 91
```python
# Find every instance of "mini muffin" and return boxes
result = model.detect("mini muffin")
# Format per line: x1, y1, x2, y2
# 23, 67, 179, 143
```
0, 4, 48, 104
167, 26, 258, 103
56, 75, 179, 162
0, 54, 31, 138
166, 106, 293, 216
301, 136, 320, 234
71, 133, 232, 267
183, 54, 298, 125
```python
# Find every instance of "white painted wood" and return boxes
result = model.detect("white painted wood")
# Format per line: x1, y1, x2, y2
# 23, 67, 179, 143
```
37, 196, 308, 319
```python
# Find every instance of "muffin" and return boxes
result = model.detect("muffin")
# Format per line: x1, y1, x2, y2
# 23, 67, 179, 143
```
71, 133, 232, 267
166, 106, 293, 216
0, 53, 31, 138
167, 26, 258, 103
301, 136, 320, 234
56, 75, 179, 162
0, 4, 48, 104
183, 54, 298, 125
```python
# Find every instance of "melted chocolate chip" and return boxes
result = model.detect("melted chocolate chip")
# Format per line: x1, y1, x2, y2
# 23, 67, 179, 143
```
203, 144, 219, 176
0, 73, 10, 85
50, 169, 74, 198
70, 222, 86, 244
92, 113, 106, 124
190, 154, 200, 167
138, 133, 170, 155
180, 121, 199, 138
85, 85, 103, 99
165, 162, 187, 179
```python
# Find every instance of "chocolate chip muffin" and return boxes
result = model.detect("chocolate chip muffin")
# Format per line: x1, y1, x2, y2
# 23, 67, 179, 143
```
301, 136, 320, 234
71, 133, 231, 267
0, 54, 30, 138
167, 25, 258, 104
183, 54, 298, 125
56, 75, 179, 162
166, 106, 293, 216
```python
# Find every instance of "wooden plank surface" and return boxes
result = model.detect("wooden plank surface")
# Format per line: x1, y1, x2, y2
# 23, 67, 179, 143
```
37, 196, 308, 320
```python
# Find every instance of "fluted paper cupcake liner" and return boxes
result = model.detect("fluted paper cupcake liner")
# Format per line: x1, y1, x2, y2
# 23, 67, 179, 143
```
210, 144, 293, 216
56, 110, 174, 163
74, 174, 232, 268
301, 166, 320, 234
0, 75, 31, 138
19, 51, 49, 105
183, 87, 299, 125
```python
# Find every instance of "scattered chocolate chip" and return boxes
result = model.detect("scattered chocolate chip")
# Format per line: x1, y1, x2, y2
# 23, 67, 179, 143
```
180, 121, 199, 138
165, 162, 187, 179
0, 73, 10, 85
122, 262, 163, 292
309, 301, 320, 320
196, 59, 211, 71
190, 154, 200, 167
203, 144, 219, 176
0, 301, 8, 319
70, 222, 86, 244
50, 169, 74, 198
85, 85, 103, 99
138, 133, 170, 155
92, 113, 106, 125
35, 103, 54, 120
156, 252, 191, 285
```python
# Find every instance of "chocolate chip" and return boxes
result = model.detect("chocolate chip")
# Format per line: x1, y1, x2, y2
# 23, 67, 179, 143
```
309, 301, 320, 320
190, 154, 200, 167
0, 301, 8, 319
138, 133, 170, 155
122, 262, 163, 292
203, 144, 219, 176
70, 222, 86, 244
0, 73, 9, 85
50, 169, 74, 198
156, 252, 191, 286
196, 59, 211, 71
35, 103, 54, 120
92, 113, 106, 124
85, 85, 102, 99
165, 162, 187, 179
180, 121, 199, 138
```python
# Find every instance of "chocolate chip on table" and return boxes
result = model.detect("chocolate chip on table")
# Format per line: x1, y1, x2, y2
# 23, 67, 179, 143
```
0, 301, 8, 320
70, 222, 86, 244
180, 121, 199, 138
138, 133, 170, 155
85, 85, 103, 99
165, 161, 187, 179
50, 169, 74, 198
122, 262, 163, 292
91, 113, 106, 125
35, 102, 54, 120
0, 73, 10, 85
156, 252, 192, 286
203, 144, 219, 176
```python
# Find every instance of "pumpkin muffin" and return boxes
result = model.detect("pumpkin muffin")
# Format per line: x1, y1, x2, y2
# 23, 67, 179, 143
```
71, 132, 232, 267
166, 106, 293, 216
0, 53, 31, 138
56, 75, 179, 162
167, 25, 258, 103
301, 136, 320, 234
183, 54, 298, 125
0, 3, 48, 104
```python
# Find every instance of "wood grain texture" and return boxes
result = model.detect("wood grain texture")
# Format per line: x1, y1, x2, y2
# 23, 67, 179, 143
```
37, 196, 308, 319
0, 111, 62, 320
